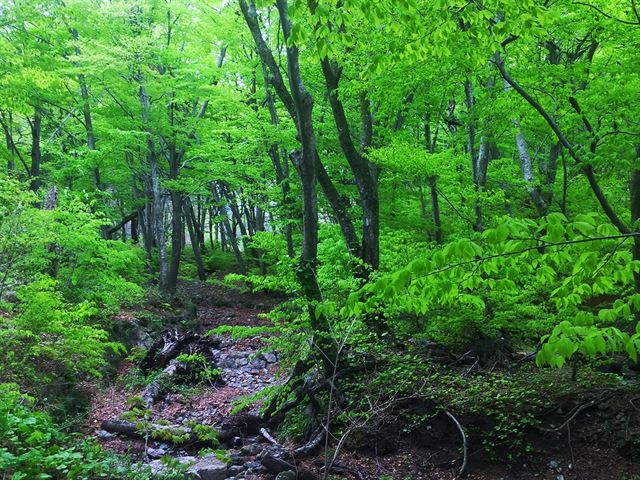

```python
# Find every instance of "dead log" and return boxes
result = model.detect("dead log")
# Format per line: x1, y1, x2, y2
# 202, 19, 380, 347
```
102, 414, 261, 448
100, 419, 218, 449
141, 360, 187, 408
142, 330, 199, 370
101, 420, 143, 438
293, 425, 325, 457
217, 413, 263, 443
259, 447, 317, 480
256, 425, 325, 479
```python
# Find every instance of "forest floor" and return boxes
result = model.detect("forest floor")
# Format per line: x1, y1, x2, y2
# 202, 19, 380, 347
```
84, 281, 640, 480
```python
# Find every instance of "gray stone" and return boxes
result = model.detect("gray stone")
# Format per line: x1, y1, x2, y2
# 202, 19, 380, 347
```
250, 357, 265, 368
241, 443, 262, 456
147, 456, 197, 476
275, 471, 297, 480
95, 429, 116, 440
227, 465, 244, 475
146, 445, 170, 459
187, 455, 231, 480
548, 460, 560, 469
236, 357, 249, 366
262, 352, 278, 363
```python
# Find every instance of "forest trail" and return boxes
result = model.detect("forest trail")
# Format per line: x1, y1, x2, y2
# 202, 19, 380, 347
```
86, 283, 285, 479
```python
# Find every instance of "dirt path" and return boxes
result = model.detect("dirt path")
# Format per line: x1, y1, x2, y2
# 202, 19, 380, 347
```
86, 282, 285, 478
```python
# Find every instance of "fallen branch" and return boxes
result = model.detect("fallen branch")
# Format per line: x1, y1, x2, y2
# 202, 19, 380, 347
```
294, 424, 325, 457
259, 446, 318, 480
538, 393, 613, 433
142, 330, 199, 370
100, 419, 215, 448
141, 360, 186, 408
445, 410, 468, 478
259, 427, 282, 447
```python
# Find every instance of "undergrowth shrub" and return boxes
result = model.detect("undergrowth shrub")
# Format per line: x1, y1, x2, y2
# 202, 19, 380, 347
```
0, 277, 124, 411
0, 175, 145, 313
0, 383, 161, 479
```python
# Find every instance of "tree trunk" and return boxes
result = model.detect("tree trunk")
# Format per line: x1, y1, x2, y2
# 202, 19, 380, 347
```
318, 56, 379, 270
276, 0, 336, 372
428, 176, 443, 244
167, 190, 183, 289
240, 0, 359, 262
131, 215, 139, 244
464, 80, 483, 232
515, 129, 548, 217
30, 108, 42, 192
504, 78, 548, 217
140, 84, 169, 290
212, 187, 246, 274
631, 146, 640, 294
184, 199, 206, 281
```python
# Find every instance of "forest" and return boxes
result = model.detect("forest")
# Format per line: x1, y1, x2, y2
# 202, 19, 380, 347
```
1, 0, 640, 478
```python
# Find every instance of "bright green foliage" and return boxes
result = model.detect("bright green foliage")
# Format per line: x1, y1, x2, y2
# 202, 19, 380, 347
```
0, 277, 124, 396
0, 383, 148, 479
0, 174, 144, 312
332, 213, 640, 366
1, 0, 640, 471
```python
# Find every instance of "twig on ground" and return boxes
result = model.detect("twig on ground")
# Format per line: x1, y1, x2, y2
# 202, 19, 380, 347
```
445, 410, 468, 478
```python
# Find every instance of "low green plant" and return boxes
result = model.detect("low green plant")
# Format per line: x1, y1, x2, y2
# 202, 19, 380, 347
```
0, 383, 148, 479
175, 353, 221, 385
0, 277, 124, 403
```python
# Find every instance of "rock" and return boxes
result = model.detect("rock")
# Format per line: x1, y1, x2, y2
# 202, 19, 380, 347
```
548, 460, 560, 469
187, 454, 230, 480
95, 429, 116, 440
276, 471, 297, 480
146, 444, 170, 459
555, 476, 565, 480
262, 352, 278, 363
236, 357, 249, 366
147, 456, 197, 476
243, 460, 263, 471
241, 443, 262, 456
227, 465, 244, 475
259, 447, 295, 474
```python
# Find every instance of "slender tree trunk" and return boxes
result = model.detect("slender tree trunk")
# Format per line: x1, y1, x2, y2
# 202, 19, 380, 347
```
428, 176, 443, 244
276, 0, 335, 368
504, 78, 548, 217
240, 0, 359, 262
131, 215, 139, 244
209, 206, 215, 250
184, 199, 206, 281
3, 112, 15, 172
541, 141, 562, 205
167, 190, 183, 289
631, 146, 640, 293
30, 108, 42, 192
71, 28, 100, 189
212, 186, 246, 273
140, 83, 169, 290
318, 56, 379, 270
515, 129, 548, 216
464, 80, 483, 232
